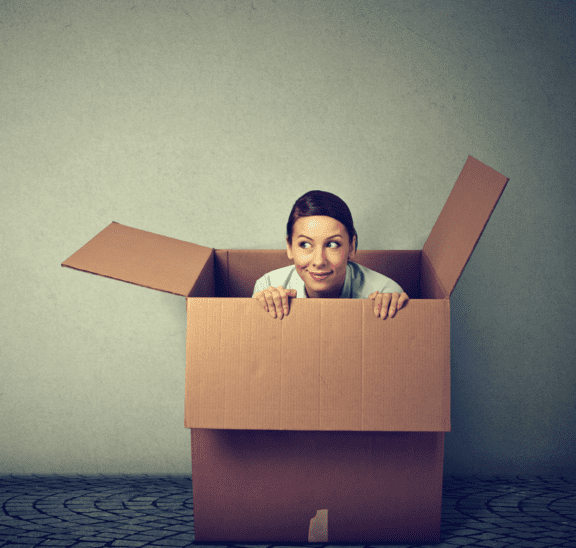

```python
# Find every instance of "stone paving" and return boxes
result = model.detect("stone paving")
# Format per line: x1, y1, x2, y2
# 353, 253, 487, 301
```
0, 474, 575, 548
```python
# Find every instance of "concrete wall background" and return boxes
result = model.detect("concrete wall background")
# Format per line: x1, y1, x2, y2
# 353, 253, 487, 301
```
1, 0, 574, 476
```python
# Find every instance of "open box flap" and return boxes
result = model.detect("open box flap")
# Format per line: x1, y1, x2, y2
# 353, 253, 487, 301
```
423, 156, 509, 297
62, 222, 214, 297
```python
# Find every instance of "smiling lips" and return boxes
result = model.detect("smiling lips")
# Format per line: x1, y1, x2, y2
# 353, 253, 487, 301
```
310, 271, 331, 281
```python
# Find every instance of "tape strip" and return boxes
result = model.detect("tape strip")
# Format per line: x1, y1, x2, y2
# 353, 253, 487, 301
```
308, 509, 328, 542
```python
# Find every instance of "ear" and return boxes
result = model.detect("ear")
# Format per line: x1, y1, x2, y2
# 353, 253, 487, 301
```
286, 239, 293, 260
348, 235, 357, 259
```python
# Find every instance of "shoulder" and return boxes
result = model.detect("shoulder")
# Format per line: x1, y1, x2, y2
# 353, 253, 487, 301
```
258, 264, 296, 282
253, 264, 297, 294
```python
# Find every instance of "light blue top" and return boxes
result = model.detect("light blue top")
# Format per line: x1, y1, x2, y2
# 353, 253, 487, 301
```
252, 261, 404, 298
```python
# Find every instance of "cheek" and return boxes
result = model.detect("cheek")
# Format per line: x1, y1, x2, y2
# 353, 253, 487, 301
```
293, 249, 345, 269
331, 254, 346, 268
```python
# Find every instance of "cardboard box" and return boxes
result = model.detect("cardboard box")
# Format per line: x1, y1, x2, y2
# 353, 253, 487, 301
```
62, 155, 508, 543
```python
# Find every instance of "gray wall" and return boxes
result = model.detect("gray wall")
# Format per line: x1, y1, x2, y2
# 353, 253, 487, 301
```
1, 0, 574, 476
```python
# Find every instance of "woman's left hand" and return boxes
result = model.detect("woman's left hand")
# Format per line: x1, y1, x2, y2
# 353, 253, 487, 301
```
368, 291, 409, 319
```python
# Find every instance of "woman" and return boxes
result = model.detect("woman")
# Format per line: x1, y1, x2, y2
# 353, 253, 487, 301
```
252, 190, 409, 320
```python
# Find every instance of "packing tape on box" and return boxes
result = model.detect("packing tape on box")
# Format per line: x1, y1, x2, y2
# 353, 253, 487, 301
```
308, 509, 328, 542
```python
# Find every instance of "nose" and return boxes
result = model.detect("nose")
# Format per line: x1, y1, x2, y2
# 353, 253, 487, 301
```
312, 247, 327, 267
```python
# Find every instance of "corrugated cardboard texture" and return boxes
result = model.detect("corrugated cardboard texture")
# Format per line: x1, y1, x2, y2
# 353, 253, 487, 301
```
191, 428, 444, 543
62, 222, 214, 297
423, 155, 509, 297
185, 298, 450, 431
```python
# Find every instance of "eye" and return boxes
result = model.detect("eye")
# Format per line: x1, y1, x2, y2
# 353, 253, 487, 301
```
299, 241, 340, 249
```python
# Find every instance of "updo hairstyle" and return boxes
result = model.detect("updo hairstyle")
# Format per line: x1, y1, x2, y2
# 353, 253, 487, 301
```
286, 190, 358, 253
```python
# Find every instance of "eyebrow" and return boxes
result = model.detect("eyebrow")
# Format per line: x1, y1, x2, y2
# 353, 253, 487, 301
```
297, 234, 343, 240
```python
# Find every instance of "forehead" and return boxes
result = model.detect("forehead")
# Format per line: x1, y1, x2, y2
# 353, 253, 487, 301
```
294, 216, 345, 236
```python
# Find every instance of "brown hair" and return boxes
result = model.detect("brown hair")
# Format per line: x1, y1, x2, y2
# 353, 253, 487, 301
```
286, 190, 358, 252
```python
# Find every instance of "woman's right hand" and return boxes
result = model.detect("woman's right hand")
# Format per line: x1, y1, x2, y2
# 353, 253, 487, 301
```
253, 286, 297, 319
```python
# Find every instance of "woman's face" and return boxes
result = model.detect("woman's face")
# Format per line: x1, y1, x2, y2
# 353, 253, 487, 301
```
286, 216, 356, 298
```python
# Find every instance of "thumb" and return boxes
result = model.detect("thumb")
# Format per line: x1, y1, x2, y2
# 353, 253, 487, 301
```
289, 289, 297, 295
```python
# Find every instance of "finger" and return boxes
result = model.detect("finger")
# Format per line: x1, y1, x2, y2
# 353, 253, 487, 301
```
264, 290, 276, 318
397, 292, 409, 310
389, 292, 400, 318
281, 287, 291, 316
276, 287, 287, 319
259, 296, 268, 312
380, 293, 392, 320
285, 289, 295, 315
374, 292, 383, 317
271, 288, 283, 319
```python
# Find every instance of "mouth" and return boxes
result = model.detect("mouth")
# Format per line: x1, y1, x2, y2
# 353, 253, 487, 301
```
309, 272, 331, 282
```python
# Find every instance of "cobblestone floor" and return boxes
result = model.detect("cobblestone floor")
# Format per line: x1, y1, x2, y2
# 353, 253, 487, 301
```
0, 475, 575, 548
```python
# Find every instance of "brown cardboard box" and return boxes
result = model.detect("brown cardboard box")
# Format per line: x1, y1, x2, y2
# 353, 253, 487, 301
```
62, 155, 508, 543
